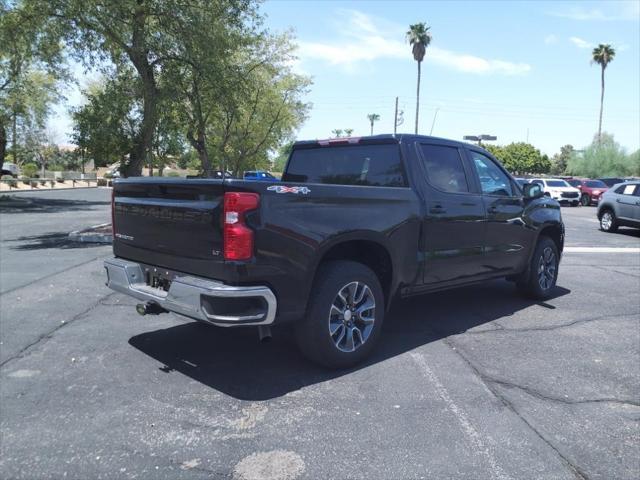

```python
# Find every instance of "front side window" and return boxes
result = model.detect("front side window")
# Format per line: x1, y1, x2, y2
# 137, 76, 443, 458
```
283, 144, 406, 187
546, 180, 569, 187
419, 144, 469, 193
470, 151, 513, 196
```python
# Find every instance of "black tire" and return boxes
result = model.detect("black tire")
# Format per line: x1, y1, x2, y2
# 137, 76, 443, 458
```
580, 194, 590, 206
517, 236, 559, 300
599, 209, 618, 232
295, 260, 384, 369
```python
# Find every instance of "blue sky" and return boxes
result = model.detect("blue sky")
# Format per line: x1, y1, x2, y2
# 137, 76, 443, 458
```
50, 0, 640, 156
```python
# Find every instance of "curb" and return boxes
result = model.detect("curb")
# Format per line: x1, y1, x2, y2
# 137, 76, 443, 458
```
69, 223, 113, 244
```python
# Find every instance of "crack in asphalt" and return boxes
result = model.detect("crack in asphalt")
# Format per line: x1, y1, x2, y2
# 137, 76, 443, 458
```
0, 292, 116, 369
443, 337, 589, 480
465, 311, 639, 335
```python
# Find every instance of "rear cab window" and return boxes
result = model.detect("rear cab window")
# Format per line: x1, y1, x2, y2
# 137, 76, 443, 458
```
283, 144, 407, 187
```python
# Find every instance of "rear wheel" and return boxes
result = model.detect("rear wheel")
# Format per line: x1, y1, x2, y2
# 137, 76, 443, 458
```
580, 194, 590, 206
295, 260, 384, 369
599, 209, 618, 232
517, 236, 559, 300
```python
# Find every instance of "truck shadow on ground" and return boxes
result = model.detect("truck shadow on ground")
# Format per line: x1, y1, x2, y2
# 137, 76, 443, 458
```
129, 280, 570, 401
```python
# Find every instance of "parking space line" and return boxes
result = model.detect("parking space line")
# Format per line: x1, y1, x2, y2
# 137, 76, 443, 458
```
564, 247, 640, 253
410, 352, 512, 480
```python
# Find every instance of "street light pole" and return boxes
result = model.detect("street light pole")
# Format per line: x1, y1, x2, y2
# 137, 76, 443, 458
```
463, 134, 497, 147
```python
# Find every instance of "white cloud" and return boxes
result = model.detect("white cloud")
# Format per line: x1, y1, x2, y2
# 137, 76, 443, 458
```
544, 34, 558, 45
297, 10, 531, 76
569, 37, 592, 49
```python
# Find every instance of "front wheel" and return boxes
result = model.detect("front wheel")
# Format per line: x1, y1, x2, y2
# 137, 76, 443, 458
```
599, 209, 618, 232
295, 260, 384, 369
580, 194, 590, 206
517, 236, 559, 300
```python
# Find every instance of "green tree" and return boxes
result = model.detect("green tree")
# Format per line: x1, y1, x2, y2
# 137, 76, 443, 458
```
331, 129, 343, 138
406, 23, 431, 134
567, 133, 638, 177
489, 142, 548, 175
344, 128, 354, 137
39, 0, 260, 177
591, 44, 615, 144
272, 140, 294, 172
0, 1, 66, 171
71, 72, 141, 169
550, 144, 574, 175
367, 113, 380, 136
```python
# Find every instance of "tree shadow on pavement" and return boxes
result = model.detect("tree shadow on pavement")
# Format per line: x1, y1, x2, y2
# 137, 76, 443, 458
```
129, 280, 571, 401
0, 197, 110, 214
8, 232, 109, 250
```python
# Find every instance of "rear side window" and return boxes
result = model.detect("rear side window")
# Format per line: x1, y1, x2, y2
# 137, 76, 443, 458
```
283, 144, 406, 187
419, 144, 469, 193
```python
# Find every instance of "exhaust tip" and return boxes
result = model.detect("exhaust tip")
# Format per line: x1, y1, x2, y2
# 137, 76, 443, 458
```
258, 326, 272, 343
136, 303, 147, 316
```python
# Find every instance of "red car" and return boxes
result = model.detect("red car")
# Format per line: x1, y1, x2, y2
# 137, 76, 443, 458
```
567, 178, 609, 206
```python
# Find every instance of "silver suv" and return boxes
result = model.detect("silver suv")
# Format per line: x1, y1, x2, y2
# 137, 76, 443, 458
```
597, 181, 640, 232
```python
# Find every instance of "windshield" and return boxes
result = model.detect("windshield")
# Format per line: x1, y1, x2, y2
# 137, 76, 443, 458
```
585, 180, 607, 188
546, 180, 568, 187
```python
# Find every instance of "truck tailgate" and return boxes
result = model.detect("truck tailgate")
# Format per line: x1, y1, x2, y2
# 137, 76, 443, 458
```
112, 179, 226, 278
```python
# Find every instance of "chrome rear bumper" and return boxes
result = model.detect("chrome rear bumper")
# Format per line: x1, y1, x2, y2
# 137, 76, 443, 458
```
104, 257, 276, 326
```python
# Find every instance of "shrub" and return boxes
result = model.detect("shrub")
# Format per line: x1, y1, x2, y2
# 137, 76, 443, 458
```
97, 178, 107, 187
40, 179, 47, 186
21, 176, 31, 185
49, 180, 55, 188
56, 177, 65, 183
104, 172, 113, 179
30, 181, 39, 188
2, 175, 17, 188
21, 163, 38, 178
166, 171, 181, 177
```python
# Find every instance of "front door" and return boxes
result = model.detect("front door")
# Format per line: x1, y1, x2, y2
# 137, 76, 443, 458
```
417, 143, 487, 285
467, 149, 532, 274
616, 183, 640, 221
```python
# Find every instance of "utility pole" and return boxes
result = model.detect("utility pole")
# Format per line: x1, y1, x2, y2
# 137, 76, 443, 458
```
393, 97, 404, 135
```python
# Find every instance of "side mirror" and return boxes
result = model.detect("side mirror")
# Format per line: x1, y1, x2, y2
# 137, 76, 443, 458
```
523, 182, 544, 199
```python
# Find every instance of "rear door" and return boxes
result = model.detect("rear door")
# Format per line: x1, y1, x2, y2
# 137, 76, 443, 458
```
466, 149, 531, 274
416, 142, 486, 285
615, 183, 640, 221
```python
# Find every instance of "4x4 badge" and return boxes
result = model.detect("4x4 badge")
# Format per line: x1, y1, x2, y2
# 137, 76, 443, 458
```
267, 185, 311, 195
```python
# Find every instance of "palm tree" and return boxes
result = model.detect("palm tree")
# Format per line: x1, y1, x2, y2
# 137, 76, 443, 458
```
367, 114, 380, 135
591, 44, 615, 144
331, 128, 343, 138
407, 23, 432, 134
344, 128, 354, 137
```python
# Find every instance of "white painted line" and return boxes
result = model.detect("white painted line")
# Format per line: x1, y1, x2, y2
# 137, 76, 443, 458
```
410, 352, 512, 480
564, 247, 640, 253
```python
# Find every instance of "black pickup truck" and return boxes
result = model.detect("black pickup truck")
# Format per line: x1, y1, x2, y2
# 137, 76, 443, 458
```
105, 134, 564, 368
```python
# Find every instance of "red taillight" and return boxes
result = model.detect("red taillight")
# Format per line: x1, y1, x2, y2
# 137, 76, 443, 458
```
111, 187, 116, 235
223, 192, 259, 261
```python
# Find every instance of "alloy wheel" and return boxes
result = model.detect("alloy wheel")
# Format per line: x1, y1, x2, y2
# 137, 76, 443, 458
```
601, 211, 613, 231
537, 247, 557, 291
328, 281, 375, 353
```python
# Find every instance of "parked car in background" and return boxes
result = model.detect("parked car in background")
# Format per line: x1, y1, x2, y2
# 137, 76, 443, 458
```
514, 177, 528, 187
597, 181, 640, 232
1, 162, 20, 177
567, 178, 609, 206
597, 177, 624, 188
244, 170, 278, 181
531, 178, 581, 206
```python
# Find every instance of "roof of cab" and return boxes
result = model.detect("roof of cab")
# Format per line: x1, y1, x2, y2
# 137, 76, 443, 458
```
293, 134, 473, 150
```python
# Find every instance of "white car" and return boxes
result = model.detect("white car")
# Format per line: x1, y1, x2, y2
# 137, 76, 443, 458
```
1, 162, 20, 177
531, 178, 581, 206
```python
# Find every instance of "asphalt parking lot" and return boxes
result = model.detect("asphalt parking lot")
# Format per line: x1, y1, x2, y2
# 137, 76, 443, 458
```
1, 189, 639, 480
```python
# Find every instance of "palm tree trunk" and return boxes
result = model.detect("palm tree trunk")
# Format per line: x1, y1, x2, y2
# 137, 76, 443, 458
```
597, 65, 605, 144
415, 60, 421, 134
370, 121, 373, 136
